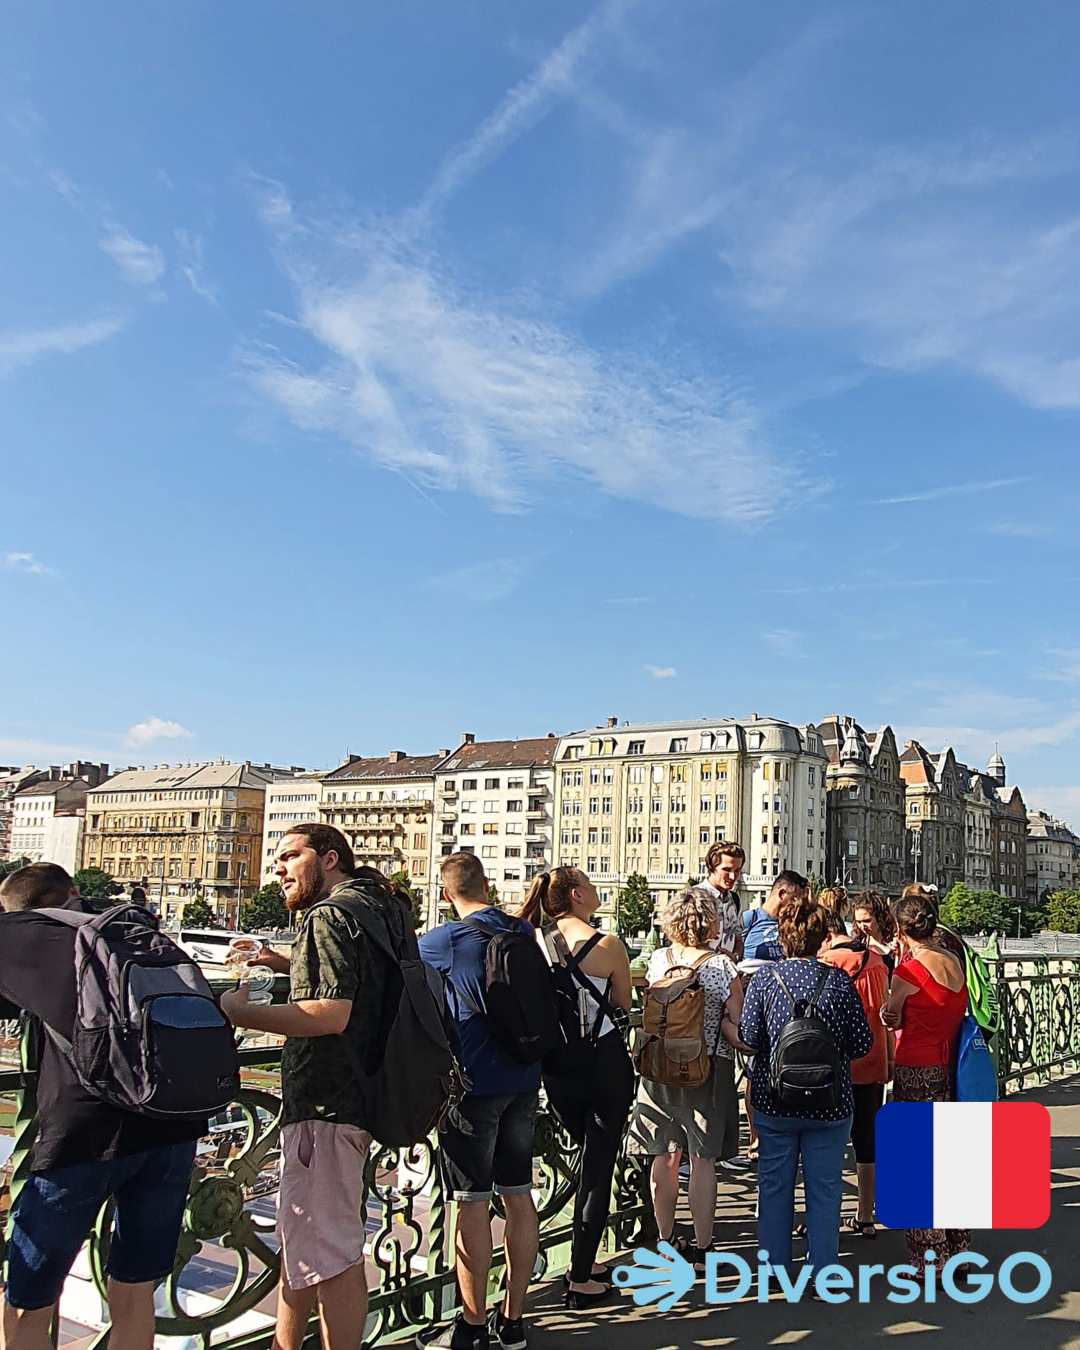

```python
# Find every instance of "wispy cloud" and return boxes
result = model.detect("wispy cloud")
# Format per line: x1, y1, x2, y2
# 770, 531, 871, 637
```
123, 717, 196, 749
4, 551, 57, 576
175, 229, 217, 303
867, 477, 1030, 506
1024, 785, 1080, 831
0, 315, 126, 378
904, 712, 1080, 759
763, 628, 803, 656
424, 558, 526, 604
773, 576, 995, 596
248, 191, 791, 524
1033, 649, 1080, 684
645, 664, 677, 679
605, 596, 650, 605
99, 226, 164, 285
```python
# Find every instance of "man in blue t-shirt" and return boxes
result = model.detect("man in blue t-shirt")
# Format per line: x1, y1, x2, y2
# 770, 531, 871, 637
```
741, 870, 808, 961
416, 853, 539, 1350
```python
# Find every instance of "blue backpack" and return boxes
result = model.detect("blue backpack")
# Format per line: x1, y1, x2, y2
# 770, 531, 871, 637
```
954, 1011, 998, 1102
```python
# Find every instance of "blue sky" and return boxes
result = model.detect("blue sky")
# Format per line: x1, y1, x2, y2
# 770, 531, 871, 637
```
3, 1, 1080, 824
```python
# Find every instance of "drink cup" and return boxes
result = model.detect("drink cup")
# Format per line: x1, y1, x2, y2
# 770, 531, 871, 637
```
227, 937, 274, 1005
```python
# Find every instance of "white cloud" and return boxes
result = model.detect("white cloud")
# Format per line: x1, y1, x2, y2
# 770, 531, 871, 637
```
249, 197, 791, 524
4, 551, 56, 576
1024, 786, 1080, 832
903, 711, 1080, 761
645, 664, 677, 679
1033, 650, 1080, 684
763, 628, 802, 656
425, 558, 525, 604
0, 315, 126, 378
99, 226, 164, 285
867, 477, 1030, 507
175, 229, 217, 303
124, 717, 196, 749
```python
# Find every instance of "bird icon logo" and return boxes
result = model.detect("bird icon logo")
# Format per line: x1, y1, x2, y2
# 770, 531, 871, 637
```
611, 1241, 697, 1311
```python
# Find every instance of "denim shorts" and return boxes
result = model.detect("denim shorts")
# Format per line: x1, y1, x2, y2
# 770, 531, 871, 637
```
438, 1091, 538, 1202
4, 1141, 197, 1311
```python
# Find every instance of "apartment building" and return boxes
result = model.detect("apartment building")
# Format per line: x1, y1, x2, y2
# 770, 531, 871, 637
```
899, 743, 965, 892
318, 750, 448, 906
83, 761, 290, 923
957, 763, 995, 891
9, 764, 111, 873
551, 714, 828, 926
1027, 810, 1080, 900
817, 717, 904, 895
1, 766, 48, 859
260, 776, 324, 879
432, 734, 557, 923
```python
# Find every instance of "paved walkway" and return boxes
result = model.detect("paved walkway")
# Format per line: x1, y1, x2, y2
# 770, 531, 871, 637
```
524, 1074, 1080, 1349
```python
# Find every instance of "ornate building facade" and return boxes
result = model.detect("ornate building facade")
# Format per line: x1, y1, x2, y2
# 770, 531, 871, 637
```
817, 717, 904, 895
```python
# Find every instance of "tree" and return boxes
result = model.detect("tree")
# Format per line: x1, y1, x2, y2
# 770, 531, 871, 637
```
487, 882, 501, 909
616, 873, 654, 937
1043, 889, 1080, 934
182, 896, 216, 927
389, 869, 426, 930
239, 882, 289, 933
0, 856, 31, 881
939, 883, 1043, 939
73, 867, 122, 901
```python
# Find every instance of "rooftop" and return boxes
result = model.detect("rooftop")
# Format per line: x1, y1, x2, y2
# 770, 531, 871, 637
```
439, 737, 556, 773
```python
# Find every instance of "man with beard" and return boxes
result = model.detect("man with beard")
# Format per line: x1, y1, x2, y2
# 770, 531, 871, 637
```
221, 823, 411, 1350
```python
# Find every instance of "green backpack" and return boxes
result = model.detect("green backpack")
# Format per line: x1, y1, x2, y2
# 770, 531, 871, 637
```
941, 924, 1000, 1037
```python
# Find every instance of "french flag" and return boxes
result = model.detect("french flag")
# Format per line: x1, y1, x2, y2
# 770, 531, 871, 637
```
876, 1102, 1050, 1229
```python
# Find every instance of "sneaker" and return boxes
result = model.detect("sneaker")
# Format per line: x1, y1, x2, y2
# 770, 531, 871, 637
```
416, 1314, 489, 1350
719, 1157, 751, 1171
488, 1308, 527, 1350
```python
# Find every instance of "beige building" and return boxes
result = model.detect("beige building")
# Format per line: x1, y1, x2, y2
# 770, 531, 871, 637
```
83, 761, 288, 924
817, 718, 904, 894
318, 751, 448, 903
433, 734, 557, 924
551, 714, 828, 927
957, 763, 994, 891
10, 769, 110, 874
1027, 810, 1080, 901
899, 743, 965, 892
260, 776, 324, 880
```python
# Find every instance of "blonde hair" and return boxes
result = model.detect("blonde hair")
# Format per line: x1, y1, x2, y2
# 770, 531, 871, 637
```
518, 867, 581, 927
662, 887, 718, 948
818, 886, 848, 919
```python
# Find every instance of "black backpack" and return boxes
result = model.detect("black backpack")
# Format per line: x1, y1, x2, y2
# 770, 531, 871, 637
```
312, 894, 468, 1147
540, 927, 621, 1077
37, 903, 239, 1119
457, 914, 560, 1065
767, 964, 844, 1114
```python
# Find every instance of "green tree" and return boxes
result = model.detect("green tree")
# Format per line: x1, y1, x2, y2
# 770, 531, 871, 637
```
1043, 889, 1080, 934
487, 882, 501, 909
939, 883, 1042, 938
181, 896, 216, 927
73, 867, 122, 901
616, 873, 654, 937
0, 856, 31, 881
389, 869, 426, 930
239, 881, 289, 933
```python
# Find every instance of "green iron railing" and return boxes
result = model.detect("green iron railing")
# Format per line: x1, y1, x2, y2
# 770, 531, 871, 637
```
3, 952, 1078, 1348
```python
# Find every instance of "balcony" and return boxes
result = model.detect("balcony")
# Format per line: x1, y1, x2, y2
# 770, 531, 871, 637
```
526, 808, 548, 821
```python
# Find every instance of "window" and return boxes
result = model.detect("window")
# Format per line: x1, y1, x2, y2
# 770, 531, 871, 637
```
701, 797, 711, 812
587, 797, 599, 814
589, 768, 600, 785
716, 794, 727, 813
699, 828, 710, 844
483, 800, 499, 813
670, 826, 685, 844
603, 767, 614, 785
190, 812, 200, 828
701, 766, 712, 781
588, 828, 598, 844
460, 823, 475, 836
761, 826, 768, 844
503, 870, 521, 882
762, 796, 770, 812
807, 799, 815, 816
506, 821, 523, 834
773, 826, 780, 844
774, 798, 782, 813
847, 840, 858, 857
481, 846, 497, 858
444, 781, 456, 792
628, 740, 645, 755
602, 796, 612, 814
507, 778, 523, 789
564, 744, 583, 759
629, 765, 645, 783
670, 798, 685, 813
808, 829, 815, 849
507, 799, 523, 812
627, 825, 642, 843
460, 801, 474, 814
762, 762, 770, 780
670, 765, 686, 783
216, 861, 229, 880
599, 858, 610, 873
601, 828, 611, 845
484, 777, 500, 790
651, 798, 663, 813
650, 828, 661, 845
669, 738, 688, 753
910, 803, 919, 814
483, 822, 499, 835
848, 787, 859, 799
587, 857, 597, 872
808, 767, 816, 787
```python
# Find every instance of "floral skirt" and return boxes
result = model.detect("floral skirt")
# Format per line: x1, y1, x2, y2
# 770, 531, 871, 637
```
892, 1063, 970, 1271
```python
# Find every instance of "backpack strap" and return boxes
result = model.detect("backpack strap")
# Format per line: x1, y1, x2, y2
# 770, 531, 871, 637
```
543, 927, 621, 1044
308, 893, 411, 966
772, 962, 830, 1017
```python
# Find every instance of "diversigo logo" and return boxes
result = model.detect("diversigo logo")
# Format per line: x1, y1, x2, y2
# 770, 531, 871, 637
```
613, 1103, 1053, 1311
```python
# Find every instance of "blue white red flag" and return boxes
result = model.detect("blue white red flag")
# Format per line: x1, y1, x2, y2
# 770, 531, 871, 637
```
875, 1101, 1050, 1229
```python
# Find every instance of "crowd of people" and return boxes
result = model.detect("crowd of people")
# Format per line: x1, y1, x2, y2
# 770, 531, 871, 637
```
0, 832, 976, 1350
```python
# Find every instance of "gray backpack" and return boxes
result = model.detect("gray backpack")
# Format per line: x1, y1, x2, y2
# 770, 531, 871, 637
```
38, 903, 240, 1118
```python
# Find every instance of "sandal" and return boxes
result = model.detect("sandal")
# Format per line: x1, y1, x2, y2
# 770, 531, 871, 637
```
844, 1215, 877, 1239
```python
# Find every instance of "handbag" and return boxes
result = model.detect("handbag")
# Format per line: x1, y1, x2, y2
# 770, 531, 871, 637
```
954, 1010, 998, 1102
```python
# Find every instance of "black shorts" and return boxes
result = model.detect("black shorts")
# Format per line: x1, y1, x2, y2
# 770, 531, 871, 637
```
850, 1082, 884, 1164
438, 1090, 539, 1202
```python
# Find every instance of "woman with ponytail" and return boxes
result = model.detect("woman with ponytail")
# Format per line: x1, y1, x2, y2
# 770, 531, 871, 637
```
519, 869, 633, 1309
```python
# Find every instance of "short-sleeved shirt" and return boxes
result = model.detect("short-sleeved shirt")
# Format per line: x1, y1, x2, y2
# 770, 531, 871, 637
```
739, 958, 873, 1121
741, 905, 780, 960
893, 956, 968, 1068
0, 901, 206, 1172
691, 882, 743, 955
281, 878, 411, 1128
819, 943, 890, 1083
418, 908, 541, 1097
646, 946, 738, 1060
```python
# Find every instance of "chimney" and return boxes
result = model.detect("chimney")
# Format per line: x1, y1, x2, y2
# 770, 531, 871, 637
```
606, 716, 618, 728
388, 750, 406, 763
437, 749, 450, 759
750, 712, 758, 722
461, 732, 475, 745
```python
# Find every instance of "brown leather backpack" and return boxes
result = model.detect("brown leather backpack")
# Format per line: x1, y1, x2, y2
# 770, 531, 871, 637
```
634, 950, 717, 1089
